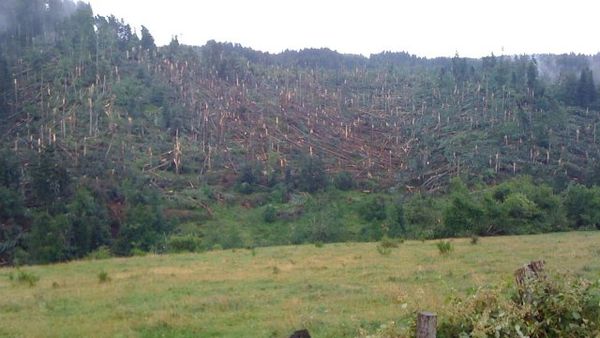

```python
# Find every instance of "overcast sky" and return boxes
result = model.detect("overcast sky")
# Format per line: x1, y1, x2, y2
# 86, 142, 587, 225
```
86, 0, 599, 58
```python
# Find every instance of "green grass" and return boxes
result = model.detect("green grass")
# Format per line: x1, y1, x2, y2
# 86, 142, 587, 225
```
1, 231, 599, 337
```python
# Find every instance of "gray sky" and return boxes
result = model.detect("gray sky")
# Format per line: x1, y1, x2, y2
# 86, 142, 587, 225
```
86, 0, 599, 58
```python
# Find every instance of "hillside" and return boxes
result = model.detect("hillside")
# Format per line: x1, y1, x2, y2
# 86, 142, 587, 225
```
0, 231, 599, 337
1, 1, 600, 264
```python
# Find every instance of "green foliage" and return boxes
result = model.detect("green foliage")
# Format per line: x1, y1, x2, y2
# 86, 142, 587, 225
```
13, 270, 39, 287
388, 200, 406, 238
443, 177, 484, 237
98, 270, 110, 283
30, 146, 71, 211
376, 244, 392, 256
236, 165, 258, 194
436, 241, 453, 255
297, 157, 327, 193
85, 246, 112, 260
67, 188, 111, 258
0, 186, 27, 264
112, 182, 169, 256
140, 25, 156, 52
439, 274, 600, 337
404, 193, 444, 239
359, 196, 387, 222
262, 204, 277, 223
562, 184, 600, 228
333, 171, 354, 191
26, 212, 70, 263
379, 236, 400, 249
166, 235, 202, 253
0, 150, 21, 189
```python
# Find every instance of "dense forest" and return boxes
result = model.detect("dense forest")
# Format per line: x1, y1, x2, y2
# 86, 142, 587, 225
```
1, 0, 600, 265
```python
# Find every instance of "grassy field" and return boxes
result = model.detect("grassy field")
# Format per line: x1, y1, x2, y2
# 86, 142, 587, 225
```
1, 231, 599, 338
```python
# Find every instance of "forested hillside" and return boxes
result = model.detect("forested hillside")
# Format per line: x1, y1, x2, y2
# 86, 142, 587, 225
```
1, 0, 600, 265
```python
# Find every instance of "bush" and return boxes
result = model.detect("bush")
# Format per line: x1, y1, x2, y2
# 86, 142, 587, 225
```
436, 240, 453, 255
130, 248, 147, 256
167, 235, 202, 253
12, 270, 39, 287
388, 201, 406, 238
334, 171, 354, 190
359, 196, 387, 222
376, 244, 392, 256
98, 270, 110, 283
379, 236, 401, 248
262, 204, 277, 223
297, 157, 327, 193
85, 246, 113, 260
439, 273, 600, 337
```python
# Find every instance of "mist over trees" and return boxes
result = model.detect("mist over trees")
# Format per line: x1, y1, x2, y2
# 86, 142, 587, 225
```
0, 1, 600, 265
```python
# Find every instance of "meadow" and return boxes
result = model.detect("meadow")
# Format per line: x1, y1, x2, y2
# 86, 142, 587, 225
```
1, 231, 599, 337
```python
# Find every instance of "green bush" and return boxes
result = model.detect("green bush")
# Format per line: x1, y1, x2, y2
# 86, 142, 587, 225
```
334, 171, 354, 190
167, 235, 202, 253
98, 270, 110, 283
379, 236, 400, 248
12, 270, 39, 287
376, 244, 392, 256
130, 248, 147, 256
359, 196, 387, 222
85, 246, 113, 260
262, 204, 277, 223
297, 156, 327, 193
439, 273, 600, 337
436, 240, 453, 255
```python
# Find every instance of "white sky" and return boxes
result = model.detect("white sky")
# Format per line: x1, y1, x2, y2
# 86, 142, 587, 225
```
86, 0, 600, 58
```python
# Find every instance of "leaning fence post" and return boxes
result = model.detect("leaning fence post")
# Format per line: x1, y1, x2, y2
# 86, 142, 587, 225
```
416, 311, 436, 338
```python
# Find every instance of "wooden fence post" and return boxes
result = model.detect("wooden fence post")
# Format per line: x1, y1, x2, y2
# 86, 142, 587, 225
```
416, 311, 436, 338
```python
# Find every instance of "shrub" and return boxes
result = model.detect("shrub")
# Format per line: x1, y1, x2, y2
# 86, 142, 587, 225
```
14, 270, 39, 287
130, 248, 147, 256
376, 244, 392, 256
85, 246, 113, 260
359, 196, 387, 222
334, 171, 354, 190
297, 156, 327, 193
379, 236, 400, 248
98, 270, 110, 283
438, 273, 600, 337
436, 240, 453, 255
262, 204, 277, 223
167, 235, 202, 253
388, 201, 406, 238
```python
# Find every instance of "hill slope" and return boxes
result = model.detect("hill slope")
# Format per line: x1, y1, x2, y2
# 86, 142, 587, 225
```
1, 1, 600, 265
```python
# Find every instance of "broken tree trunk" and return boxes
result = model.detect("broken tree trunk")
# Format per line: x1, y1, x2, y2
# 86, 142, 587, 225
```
416, 311, 436, 338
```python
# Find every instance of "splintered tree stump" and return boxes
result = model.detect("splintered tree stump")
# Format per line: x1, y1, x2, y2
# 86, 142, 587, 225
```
416, 311, 437, 338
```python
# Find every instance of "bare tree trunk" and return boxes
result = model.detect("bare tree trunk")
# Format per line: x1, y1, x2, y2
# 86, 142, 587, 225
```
416, 312, 437, 338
